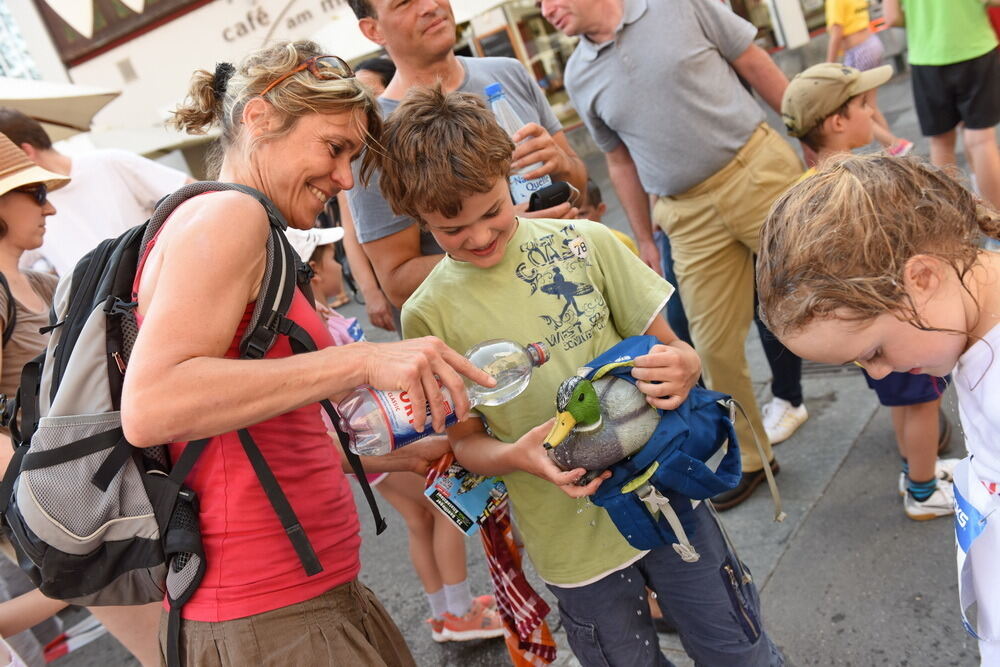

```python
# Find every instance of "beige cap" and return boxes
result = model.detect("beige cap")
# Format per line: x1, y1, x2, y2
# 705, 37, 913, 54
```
0, 133, 69, 197
782, 63, 893, 138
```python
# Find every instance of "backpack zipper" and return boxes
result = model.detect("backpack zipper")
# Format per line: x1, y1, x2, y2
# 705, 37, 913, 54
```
112, 351, 126, 375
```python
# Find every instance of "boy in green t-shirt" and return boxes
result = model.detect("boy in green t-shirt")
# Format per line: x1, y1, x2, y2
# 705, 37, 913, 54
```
367, 86, 782, 665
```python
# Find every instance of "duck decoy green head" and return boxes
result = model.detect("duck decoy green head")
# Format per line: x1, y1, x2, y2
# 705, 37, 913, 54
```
544, 376, 602, 449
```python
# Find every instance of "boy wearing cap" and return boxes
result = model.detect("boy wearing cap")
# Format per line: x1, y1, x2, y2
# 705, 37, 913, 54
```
782, 62, 893, 178
781, 63, 959, 521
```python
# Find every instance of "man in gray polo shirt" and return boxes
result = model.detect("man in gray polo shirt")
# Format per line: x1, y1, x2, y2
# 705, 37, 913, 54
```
542, 0, 803, 510
345, 0, 587, 310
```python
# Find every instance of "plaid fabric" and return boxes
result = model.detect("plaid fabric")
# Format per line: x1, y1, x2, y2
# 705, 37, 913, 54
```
480, 505, 557, 665
425, 455, 556, 665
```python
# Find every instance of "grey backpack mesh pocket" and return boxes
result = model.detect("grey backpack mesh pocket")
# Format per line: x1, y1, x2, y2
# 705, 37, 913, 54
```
17, 411, 157, 556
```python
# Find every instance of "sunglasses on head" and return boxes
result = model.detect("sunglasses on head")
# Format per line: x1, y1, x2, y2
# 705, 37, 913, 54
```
14, 184, 47, 206
259, 55, 354, 97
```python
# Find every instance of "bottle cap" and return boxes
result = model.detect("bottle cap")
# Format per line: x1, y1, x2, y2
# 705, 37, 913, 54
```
484, 82, 504, 99
527, 341, 549, 366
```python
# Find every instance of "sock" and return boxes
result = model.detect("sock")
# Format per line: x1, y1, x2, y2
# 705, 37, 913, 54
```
901, 460, 909, 477
444, 581, 474, 617
426, 588, 448, 620
907, 476, 937, 502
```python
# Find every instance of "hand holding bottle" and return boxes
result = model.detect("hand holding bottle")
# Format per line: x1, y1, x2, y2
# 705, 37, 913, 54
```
486, 83, 552, 204
344, 339, 550, 456
360, 336, 495, 434
510, 122, 574, 183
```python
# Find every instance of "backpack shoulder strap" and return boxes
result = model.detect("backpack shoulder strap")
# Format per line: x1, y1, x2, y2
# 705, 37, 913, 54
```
279, 316, 388, 535
0, 273, 16, 347
241, 221, 387, 535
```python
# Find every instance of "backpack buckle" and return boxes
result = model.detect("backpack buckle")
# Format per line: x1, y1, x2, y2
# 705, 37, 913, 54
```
103, 296, 138, 317
242, 327, 273, 360
296, 261, 314, 285
263, 311, 295, 336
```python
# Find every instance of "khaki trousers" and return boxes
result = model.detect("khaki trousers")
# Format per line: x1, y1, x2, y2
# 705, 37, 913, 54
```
653, 123, 802, 471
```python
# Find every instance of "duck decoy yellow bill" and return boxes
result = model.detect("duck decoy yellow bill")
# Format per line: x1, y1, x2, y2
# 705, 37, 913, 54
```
543, 412, 577, 449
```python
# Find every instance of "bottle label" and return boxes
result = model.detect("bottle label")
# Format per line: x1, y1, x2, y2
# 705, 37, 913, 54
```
509, 173, 552, 205
370, 386, 457, 450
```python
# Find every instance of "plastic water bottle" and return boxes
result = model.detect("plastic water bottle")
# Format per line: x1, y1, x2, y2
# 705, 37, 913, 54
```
485, 82, 552, 204
340, 340, 550, 456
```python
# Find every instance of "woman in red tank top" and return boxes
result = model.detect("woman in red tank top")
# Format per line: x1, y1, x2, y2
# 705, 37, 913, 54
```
120, 41, 492, 666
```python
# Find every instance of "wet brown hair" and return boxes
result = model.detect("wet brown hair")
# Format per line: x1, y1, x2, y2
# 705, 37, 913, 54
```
364, 86, 514, 220
757, 154, 1000, 336
170, 41, 382, 172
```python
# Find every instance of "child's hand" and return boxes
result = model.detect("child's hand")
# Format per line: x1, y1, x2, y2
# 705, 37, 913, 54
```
316, 301, 334, 320
388, 436, 453, 475
632, 342, 701, 411
348, 436, 452, 475
512, 420, 610, 498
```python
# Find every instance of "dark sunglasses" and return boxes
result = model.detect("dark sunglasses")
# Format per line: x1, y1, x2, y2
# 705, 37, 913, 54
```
259, 55, 354, 97
14, 184, 47, 206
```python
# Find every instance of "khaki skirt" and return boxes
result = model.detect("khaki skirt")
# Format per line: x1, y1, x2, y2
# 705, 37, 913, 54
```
158, 579, 415, 666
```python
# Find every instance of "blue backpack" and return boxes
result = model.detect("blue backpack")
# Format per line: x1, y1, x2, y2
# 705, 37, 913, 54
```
587, 336, 783, 559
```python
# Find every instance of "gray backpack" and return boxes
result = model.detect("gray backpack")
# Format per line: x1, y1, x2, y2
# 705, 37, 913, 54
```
0, 182, 385, 666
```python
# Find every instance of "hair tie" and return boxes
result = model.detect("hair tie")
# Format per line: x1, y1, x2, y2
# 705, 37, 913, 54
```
212, 62, 235, 102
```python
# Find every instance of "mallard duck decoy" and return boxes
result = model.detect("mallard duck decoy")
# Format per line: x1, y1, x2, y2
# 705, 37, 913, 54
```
543, 372, 660, 485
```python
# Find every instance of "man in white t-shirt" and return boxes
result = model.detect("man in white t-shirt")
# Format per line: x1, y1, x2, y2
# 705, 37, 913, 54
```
0, 107, 191, 276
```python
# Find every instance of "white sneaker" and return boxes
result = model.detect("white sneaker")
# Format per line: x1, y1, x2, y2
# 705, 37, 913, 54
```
904, 478, 956, 521
762, 398, 809, 444
897, 457, 961, 496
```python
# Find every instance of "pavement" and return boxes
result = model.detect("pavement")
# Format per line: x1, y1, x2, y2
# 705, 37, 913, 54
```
52, 49, 985, 667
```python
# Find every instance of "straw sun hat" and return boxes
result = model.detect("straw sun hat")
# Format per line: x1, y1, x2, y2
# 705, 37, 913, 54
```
0, 133, 69, 198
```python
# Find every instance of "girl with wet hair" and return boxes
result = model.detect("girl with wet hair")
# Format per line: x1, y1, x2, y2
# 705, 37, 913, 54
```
757, 153, 1000, 663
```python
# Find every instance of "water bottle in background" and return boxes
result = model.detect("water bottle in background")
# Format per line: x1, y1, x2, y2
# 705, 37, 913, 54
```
340, 340, 550, 456
485, 82, 552, 204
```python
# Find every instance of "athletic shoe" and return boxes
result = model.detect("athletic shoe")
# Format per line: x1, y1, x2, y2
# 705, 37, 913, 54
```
475, 594, 497, 610
887, 139, 914, 157
427, 618, 447, 643
904, 478, 956, 521
440, 597, 505, 641
762, 398, 809, 445
898, 457, 961, 496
